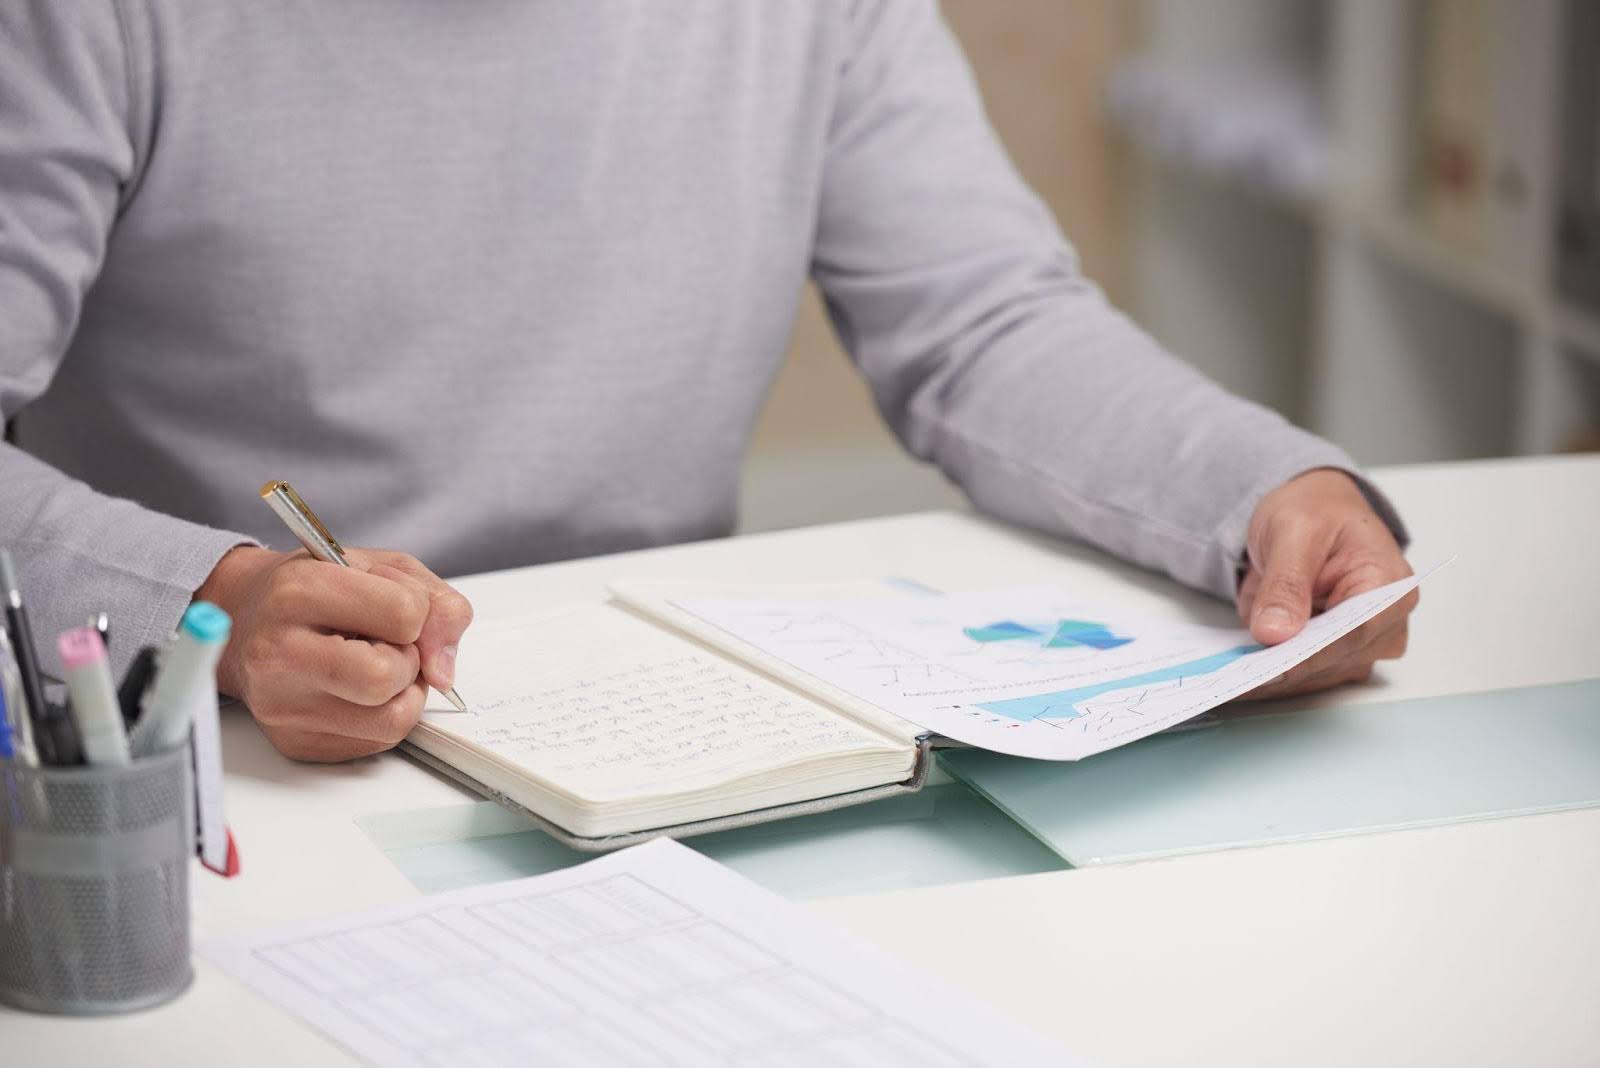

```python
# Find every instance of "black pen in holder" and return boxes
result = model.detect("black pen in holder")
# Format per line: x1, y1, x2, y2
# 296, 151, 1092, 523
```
0, 740, 195, 1015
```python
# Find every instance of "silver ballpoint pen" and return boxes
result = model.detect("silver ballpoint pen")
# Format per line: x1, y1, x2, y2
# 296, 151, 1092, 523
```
259, 480, 469, 712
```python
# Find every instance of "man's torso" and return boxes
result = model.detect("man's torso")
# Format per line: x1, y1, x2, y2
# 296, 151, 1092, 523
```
23, 1, 848, 574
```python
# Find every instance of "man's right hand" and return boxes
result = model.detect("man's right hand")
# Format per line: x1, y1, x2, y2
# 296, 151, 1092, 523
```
195, 545, 474, 762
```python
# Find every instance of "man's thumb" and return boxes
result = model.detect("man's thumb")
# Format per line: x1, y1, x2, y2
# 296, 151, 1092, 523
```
1250, 558, 1314, 644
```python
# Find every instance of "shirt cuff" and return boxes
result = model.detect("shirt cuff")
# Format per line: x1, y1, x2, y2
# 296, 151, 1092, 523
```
132, 527, 261, 659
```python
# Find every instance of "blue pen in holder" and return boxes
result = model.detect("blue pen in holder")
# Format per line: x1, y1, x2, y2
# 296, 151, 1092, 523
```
0, 740, 195, 1014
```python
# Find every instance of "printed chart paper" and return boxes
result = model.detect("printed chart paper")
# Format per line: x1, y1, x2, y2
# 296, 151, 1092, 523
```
676, 568, 1439, 760
203, 839, 1072, 1067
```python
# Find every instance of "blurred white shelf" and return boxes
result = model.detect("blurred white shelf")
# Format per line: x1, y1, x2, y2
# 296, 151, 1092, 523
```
1335, 206, 1600, 368
1106, 57, 1330, 207
1115, 0, 1598, 463
1345, 205, 1531, 325
1556, 304, 1600, 361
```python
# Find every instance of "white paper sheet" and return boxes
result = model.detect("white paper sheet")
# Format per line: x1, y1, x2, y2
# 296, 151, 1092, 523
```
676, 568, 1441, 760
203, 839, 1072, 1067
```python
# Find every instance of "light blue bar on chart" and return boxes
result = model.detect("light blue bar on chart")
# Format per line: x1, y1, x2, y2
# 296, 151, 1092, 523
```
942, 678, 1600, 866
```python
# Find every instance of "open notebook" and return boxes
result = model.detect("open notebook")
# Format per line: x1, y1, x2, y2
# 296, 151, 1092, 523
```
407, 573, 1428, 850
408, 582, 933, 850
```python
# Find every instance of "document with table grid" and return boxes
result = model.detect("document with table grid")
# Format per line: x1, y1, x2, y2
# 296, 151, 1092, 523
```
203, 839, 1072, 1067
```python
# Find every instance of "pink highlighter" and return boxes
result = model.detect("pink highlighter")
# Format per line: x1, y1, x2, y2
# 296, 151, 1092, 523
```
58, 627, 130, 766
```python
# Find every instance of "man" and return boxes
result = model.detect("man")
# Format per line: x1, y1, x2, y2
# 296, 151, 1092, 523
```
0, 1, 1413, 762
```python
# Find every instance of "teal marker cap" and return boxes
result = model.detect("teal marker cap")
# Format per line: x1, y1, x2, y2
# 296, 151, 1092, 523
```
182, 601, 232, 643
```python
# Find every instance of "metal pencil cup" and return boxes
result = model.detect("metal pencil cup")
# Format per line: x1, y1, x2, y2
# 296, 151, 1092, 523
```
0, 744, 195, 1014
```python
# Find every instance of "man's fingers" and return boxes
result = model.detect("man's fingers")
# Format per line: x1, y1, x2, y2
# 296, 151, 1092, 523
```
256, 679, 427, 748
261, 725, 391, 764
1240, 615, 1406, 701
1325, 557, 1416, 611
325, 678, 426, 745
288, 630, 420, 706
1242, 655, 1358, 702
1236, 568, 1262, 625
1247, 518, 1334, 645
365, 556, 474, 690
1240, 659, 1324, 702
1370, 620, 1408, 661
1332, 595, 1413, 658
270, 558, 430, 644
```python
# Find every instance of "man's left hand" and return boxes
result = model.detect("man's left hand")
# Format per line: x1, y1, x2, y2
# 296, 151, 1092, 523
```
1237, 468, 1416, 700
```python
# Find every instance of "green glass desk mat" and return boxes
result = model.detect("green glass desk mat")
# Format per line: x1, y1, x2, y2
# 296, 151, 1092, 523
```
941, 678, 1600, 866
356, 782, 1067, 898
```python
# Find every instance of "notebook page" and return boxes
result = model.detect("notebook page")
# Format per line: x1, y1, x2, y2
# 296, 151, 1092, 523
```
204, 838, 1073, 1066
417, 604, 907, 804
609, 579, 929, 746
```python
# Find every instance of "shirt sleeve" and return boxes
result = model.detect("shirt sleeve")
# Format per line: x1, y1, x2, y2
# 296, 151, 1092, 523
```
812, 0, 1405, 599
0, 0, 253, 677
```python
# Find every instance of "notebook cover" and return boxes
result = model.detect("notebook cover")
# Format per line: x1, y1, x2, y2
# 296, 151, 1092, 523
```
941, 679, 1600, 866
399, 735, 935, 853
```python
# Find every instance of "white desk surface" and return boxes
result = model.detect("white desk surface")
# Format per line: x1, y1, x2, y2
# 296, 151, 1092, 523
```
7, 455, 1598, 1067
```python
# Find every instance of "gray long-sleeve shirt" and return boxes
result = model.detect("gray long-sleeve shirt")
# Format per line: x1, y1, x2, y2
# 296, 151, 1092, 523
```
0, 0, 1397, 677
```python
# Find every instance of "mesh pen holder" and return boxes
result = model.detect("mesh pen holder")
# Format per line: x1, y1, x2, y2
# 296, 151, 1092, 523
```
0, 743, 195, 1015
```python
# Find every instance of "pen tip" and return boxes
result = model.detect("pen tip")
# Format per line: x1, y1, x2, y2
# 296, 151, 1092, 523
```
443, 687, 469, 713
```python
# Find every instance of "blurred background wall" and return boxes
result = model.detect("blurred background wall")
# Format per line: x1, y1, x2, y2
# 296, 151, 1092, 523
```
740, 0, 1599, 534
